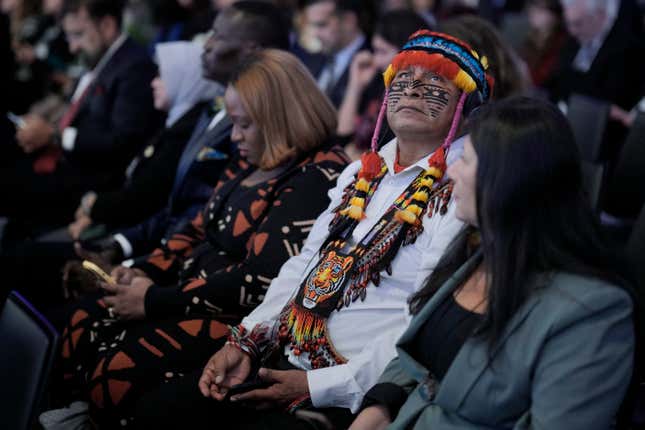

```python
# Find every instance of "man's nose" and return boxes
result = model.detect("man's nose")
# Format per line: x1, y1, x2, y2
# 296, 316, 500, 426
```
403, 83, 422, 98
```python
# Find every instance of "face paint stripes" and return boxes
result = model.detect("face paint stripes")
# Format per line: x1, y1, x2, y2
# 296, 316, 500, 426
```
387, 75, 453, 119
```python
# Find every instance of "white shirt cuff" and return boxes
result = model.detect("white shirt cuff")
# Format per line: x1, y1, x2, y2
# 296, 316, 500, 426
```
61, 127, 78, 151
113, 233, 133, 258
307, 364, 364, 413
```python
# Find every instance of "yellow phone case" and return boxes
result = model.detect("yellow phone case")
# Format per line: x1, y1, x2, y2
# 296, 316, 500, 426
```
81, 260, 115, 285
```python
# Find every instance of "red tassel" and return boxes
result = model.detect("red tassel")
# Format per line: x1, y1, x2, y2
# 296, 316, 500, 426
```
359, 151, 382, 181
428, 147, 446, 172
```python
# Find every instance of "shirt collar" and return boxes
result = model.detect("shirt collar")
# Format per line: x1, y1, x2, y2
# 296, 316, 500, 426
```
379, 136, 465, 177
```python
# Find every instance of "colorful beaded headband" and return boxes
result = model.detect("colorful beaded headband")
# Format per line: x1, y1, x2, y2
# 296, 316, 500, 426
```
384, 30, 492, 100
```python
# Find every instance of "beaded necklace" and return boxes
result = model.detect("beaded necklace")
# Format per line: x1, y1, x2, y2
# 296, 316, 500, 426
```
277, 145, 454, 368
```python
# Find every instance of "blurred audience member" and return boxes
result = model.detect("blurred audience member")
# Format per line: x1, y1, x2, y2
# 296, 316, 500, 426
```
299, 0, 371, 107
1, 0, 160, 241
0, 12, 17, 149
411, 0, 437, 26
439, 14, 530, 100
551, 0, 645, 115
67, 40, 221, 240
149, 0, 214, 52
337, 9, 428, 159
519, 0, 566, 88
3, 0, 53, 112
0, 40, 218, 311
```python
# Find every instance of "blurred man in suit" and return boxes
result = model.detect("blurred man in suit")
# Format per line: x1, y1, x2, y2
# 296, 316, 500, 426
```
0, 0, 160, 237
300, 0, 371, 107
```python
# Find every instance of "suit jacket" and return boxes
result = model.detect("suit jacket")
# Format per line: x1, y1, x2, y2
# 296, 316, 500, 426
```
117, 107, 233, 257
379, 256, 634, 429
65, 37, 161, 186
295, 39, 371, 108
89, 102, 206, 227
549, 0, 645, 110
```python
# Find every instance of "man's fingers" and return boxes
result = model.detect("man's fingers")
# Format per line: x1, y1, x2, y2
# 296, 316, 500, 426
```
231, 386, 275, 402
74, 242, 90, 259
257, 367, 280, 383
101, 281, 119, 294
102, 295, 116, 308
198, 372, 213, 397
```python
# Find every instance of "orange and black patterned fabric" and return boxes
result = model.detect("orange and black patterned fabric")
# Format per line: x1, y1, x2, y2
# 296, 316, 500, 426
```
138, 144, 350, 320
57, 144, 349, 428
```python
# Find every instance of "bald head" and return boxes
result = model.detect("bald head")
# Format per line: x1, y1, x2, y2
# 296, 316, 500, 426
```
201, 1, 290, 84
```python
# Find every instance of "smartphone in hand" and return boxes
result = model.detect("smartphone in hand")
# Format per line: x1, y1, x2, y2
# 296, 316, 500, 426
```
82, 260, 116, 285
224, 379, 271, 401
7, 112, 26, 129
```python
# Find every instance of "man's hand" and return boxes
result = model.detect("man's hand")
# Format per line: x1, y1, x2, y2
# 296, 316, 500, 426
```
199, 344, 252, 401
16, 114, 55, 153
101, 276, 153, 320
609, 104, 637, 128
348, 405, 391, 430
68, 215, 92, 240
111, 266, 148, 285
348, 51, 378, 93
231, 368, 309, 410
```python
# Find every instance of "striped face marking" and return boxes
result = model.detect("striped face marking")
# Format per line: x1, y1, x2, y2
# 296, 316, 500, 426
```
388, 70, 454, 119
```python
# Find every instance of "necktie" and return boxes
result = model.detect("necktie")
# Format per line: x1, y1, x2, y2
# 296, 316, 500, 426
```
58, 82, 93, 130
318, 56, 337, 96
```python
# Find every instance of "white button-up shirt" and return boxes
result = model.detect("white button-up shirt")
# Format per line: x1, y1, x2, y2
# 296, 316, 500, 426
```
240, 138, 465, 412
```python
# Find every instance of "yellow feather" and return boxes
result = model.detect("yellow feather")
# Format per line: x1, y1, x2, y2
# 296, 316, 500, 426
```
453, 69, 477, 94
412, 190, 429, 202
355, 178, 370, 192
407, 204, 423, 216
383, 64, 396, 87
395, 209, 417, 224
350, 197, 365, 208
426, 167, 444, 179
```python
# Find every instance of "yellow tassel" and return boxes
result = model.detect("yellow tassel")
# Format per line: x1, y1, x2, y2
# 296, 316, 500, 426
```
419, 178, 434, 189
427, 167, 443, 179
355, 178, 370, 192
407, 204, 423, 216
342, 205, 364, 220
350, 197, 365, 208
412, 190, 429, 202
453, 69, 477, 94
395, 209, 417, 224
470, 49, 479, 60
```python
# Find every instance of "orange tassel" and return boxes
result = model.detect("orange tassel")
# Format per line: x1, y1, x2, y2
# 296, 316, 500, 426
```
359, 152, 382, 181
428, 147, 447, 173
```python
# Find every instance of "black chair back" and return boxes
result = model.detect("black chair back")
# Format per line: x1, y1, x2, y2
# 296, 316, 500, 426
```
567, 93, 610, 162
605, 113, 645, 219
0, 291, 59, 430
581, 161, 604, 211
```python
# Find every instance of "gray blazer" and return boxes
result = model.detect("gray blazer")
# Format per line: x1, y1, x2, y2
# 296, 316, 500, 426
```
379, 256, 635, 429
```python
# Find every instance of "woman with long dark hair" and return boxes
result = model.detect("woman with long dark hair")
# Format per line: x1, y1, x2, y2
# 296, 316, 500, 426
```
350, 97, 637, 429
